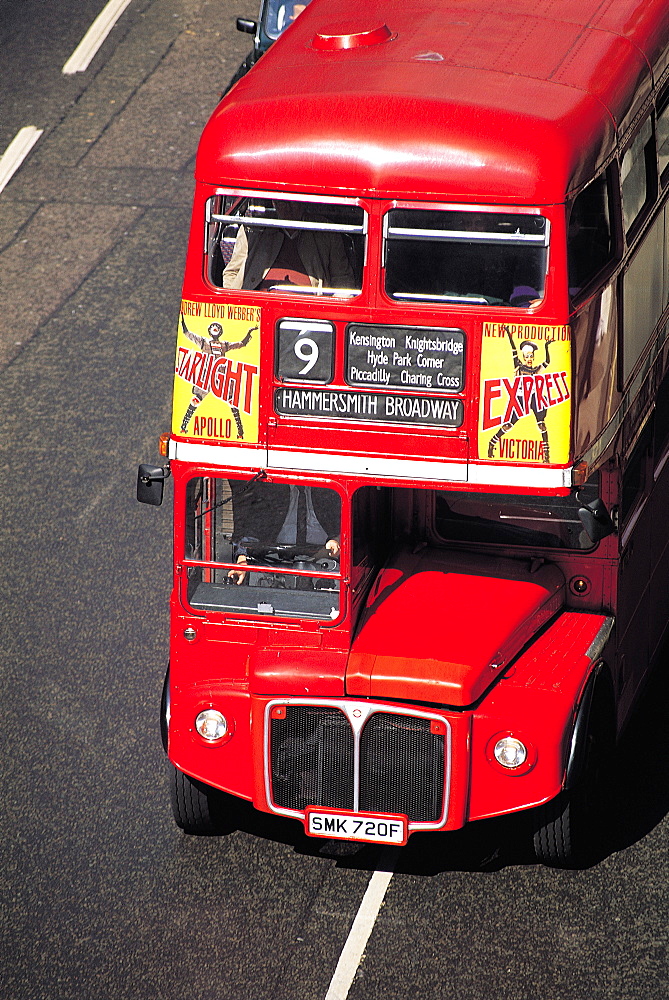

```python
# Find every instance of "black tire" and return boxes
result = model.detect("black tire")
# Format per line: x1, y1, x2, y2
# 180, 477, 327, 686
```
169, 764, 226, 835
533, 678, 614, 868
533, 787, 586, 867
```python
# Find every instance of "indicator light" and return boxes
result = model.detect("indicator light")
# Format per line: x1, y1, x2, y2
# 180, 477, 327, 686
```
572, 461, 588, 486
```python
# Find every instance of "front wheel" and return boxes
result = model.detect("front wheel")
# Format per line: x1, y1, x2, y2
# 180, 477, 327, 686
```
532, 678, 614, 868
169, 765, 227, 835
532, 786, 591, 868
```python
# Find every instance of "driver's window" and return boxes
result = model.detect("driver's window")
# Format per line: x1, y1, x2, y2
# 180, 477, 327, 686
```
351, 486, 391, 596
185, 477, 342, 620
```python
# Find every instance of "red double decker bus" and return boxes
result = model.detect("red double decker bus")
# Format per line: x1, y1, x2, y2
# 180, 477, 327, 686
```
138, 0, 669, 866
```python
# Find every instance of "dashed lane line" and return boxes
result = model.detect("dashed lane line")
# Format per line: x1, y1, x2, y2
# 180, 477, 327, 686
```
0, 127, 44, 195
62, 0, 134, 74
324, 848, 399, 1000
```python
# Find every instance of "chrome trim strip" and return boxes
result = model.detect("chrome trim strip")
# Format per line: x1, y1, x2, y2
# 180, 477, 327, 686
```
171, 440, 268, 467
654, 440, 669, 482
267, 449, 468, 482
211, 215, 364, 235
620, 496, 648, 549
213, 188, 366, 209
586, 617, 615, 661
263, 698, 452, 832
171, 439, 572, 488
387, 226, 546, 245
467, 462, 571, 488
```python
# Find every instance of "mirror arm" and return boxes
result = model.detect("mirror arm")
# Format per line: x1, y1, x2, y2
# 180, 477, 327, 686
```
141, 464, 171, 485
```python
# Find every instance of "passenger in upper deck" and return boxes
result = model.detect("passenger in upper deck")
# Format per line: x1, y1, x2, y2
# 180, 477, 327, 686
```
222, 201, 355, 291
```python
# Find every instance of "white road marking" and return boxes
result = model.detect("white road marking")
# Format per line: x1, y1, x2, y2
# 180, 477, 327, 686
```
0, 127, 43, 195
324, 848, 399, 1000
62, 0, 134, 74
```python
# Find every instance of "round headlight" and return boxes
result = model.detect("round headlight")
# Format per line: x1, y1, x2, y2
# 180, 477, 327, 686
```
493, 736, 528, 769
195, 709, 228, 742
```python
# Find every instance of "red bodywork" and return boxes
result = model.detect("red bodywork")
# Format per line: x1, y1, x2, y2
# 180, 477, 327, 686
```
197, 0, 664, 201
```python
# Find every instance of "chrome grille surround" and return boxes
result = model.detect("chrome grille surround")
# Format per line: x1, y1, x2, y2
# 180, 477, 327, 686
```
264, 699, 451, 831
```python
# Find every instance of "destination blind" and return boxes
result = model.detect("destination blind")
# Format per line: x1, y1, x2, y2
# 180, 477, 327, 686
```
346, 324, 465, 392
274, 387, 464, 426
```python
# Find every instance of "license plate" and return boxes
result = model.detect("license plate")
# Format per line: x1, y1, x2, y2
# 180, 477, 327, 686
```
305, 807, 408, 845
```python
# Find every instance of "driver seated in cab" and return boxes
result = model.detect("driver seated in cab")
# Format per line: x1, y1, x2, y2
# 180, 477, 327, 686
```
228, 481, 340, 584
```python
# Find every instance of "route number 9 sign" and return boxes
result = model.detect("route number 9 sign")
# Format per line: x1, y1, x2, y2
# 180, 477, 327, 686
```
276, 319, 335, 383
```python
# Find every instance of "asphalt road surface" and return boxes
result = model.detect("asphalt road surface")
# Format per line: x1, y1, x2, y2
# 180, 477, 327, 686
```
0, 2, 668, 998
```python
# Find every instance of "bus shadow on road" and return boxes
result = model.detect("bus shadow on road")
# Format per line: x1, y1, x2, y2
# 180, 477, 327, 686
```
600, 643, 669, 855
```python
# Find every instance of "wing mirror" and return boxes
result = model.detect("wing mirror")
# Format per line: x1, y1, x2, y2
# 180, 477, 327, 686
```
236, 17, 257, 34
577, 497, 616, 543
137, 464, 171, 506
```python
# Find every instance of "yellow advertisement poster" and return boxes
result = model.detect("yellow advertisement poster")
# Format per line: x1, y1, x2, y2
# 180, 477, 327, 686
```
172, 299, 261, 443
479, 322, 571, 464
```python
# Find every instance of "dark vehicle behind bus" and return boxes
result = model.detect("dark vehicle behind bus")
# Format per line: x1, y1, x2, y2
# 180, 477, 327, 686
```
226, 0, 311, 92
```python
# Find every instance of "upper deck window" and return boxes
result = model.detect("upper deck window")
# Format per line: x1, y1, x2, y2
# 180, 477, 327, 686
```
206, 194, 365, 298
621, 117, 656, 235
658, 89, 669, 186
567, 172, 615, 302
384, 209, 549, 308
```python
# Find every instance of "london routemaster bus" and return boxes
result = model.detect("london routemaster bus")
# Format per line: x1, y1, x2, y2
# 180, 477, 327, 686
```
138, 0, 669, 866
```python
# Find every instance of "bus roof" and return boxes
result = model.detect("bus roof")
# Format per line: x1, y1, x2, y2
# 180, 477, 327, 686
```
197, 0, 669, 204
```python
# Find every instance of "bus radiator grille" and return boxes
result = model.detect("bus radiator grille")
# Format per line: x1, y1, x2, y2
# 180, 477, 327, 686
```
359, 713, 444, 822
270, 707, 355, 812
269, 707, 445, 822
